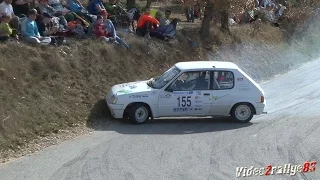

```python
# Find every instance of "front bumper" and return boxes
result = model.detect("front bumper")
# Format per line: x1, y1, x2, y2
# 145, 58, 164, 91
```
106, 96, 125, 119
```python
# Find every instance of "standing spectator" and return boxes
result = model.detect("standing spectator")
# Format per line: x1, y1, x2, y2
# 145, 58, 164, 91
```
185, 6, 194, 23
0, 0, 20, 31
12, 0, 32, 17
21, 9, 51, 44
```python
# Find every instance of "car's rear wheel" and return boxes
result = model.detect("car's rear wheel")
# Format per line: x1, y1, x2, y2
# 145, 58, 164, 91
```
231, 103, 254, 123
129, 103, 150, 124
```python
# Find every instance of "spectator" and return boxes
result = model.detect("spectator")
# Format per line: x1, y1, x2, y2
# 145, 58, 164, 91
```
67, 18, 86, 38
150, 18, 178, 41
101, 12, 129, 49
88, 12, 129, 49
36, 12, 60, 36
21, 9, 51, 44
87, 0, 107, 15
136, 8, 159, 37
0, 0, 20, 31
12, 0, 32, 17
66, 0, 96, 23
275, 2, 286, 18
93, 15, 108, 40
37, 0, 68, 30
185, 6, 194, 22
158, 10, 171, 26
0, 13, 17, 41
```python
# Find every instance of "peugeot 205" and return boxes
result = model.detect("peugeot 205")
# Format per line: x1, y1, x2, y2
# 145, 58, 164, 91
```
106, 61, 267, 124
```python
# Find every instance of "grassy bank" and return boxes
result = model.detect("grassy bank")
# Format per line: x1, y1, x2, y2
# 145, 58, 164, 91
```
1, 17, 320, 162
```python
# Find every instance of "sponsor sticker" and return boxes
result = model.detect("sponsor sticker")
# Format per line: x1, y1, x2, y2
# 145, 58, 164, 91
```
118, 90, 132, 94
173, 107, 192, 112
129, 94, 148, 98
173, 91, 193, 95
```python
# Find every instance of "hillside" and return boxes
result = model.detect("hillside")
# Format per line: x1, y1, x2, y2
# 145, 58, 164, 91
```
1, 2, 320, 162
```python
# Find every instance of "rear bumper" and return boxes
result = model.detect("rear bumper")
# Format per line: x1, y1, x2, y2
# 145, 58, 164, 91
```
254, 103, 266, 115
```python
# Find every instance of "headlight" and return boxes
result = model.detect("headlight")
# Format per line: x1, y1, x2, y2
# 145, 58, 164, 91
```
109, 95, 118, 104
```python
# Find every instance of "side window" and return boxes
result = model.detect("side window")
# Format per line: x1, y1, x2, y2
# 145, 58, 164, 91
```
212, 71, 234, 90
169, 71, 210, 91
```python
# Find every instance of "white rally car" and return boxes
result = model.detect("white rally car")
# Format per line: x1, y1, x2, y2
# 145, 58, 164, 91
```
106, 61, 267, 124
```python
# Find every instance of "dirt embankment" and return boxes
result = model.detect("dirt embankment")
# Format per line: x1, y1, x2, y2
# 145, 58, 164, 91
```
1, 14, 320, 162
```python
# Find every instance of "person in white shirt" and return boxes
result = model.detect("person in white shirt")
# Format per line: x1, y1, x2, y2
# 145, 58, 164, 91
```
0, 0, 20, 32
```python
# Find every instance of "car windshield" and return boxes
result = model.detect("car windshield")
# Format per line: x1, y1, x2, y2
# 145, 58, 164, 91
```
147, 66, 181, 89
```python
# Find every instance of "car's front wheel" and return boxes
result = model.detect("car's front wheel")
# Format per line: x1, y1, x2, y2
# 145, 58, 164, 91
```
129, 103, 150, 124
231, 103, 254, 123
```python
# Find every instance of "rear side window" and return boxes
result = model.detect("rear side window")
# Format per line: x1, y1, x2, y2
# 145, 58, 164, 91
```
211, 71, 234, 90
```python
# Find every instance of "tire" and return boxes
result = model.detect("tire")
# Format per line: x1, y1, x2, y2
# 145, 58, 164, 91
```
128, 103, 150, 124
230, 103, 254, 123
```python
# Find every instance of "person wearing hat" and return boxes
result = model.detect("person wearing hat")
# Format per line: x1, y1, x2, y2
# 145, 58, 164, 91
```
21, 9, 51, 44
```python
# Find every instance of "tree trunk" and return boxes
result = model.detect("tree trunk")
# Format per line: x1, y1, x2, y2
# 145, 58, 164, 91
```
146, 0, 152, 9
220, 9, 230, 34
199, 5, 213, 40
126, 0, 136, 9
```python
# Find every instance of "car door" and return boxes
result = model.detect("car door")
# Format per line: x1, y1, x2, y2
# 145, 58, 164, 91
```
158, 71, 213, 117
210, 70, 235, 115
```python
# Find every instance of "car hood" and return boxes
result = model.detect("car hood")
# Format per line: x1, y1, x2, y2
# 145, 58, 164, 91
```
112, 80, 152, 95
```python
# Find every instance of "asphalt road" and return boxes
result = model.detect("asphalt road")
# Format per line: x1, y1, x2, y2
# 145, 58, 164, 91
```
1, 59, 320, 180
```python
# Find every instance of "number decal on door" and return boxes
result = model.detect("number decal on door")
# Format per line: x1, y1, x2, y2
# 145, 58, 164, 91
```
177, 96, 191, 107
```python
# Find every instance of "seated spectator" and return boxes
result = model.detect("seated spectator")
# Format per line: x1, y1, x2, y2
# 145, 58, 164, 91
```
89, 12, 129, 49
12, 0, 32, 17
47, 0, 69, 13
136, 8, 159, 37
67, 18, 86, 38
37, 0, 68, 30
36, 12, 60, 36
87, 0, 107, 15
159, 10, 171, 26
93, 15, 108, 40
150, 18, 178, 41
0, 13, 18, 41
0, 0, 20, 31
66, 0, 96, 23
21, 9, 51, 44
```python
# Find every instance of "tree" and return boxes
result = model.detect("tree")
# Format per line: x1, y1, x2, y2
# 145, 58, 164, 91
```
214, 0, 231, 34
146, 0, 152, 9
199, 2, 214, 40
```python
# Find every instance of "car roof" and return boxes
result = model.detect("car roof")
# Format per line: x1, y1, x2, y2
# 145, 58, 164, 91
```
174, 61, 239, 71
